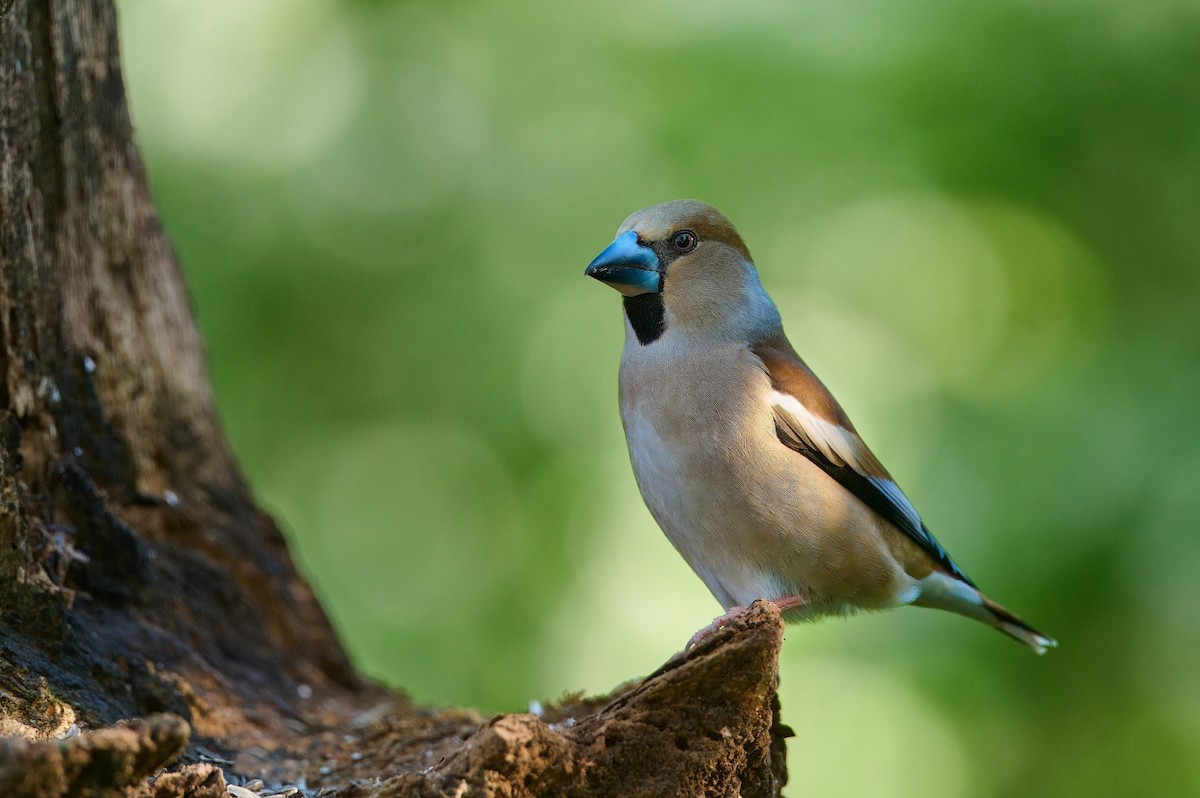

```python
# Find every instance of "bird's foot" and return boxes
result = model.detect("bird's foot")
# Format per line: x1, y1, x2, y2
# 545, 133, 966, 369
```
685, 605, 746, 652
685, 595, 807, 652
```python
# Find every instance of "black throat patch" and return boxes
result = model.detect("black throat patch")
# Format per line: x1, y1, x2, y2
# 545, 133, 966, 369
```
623, 293, 666, 345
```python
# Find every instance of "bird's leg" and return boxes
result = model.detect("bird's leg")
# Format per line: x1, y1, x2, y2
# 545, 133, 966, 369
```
685, 594, 808, 652
771, 594, 807, 613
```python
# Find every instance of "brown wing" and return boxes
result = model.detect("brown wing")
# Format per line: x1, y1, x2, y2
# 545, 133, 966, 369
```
750, 334, 974, 586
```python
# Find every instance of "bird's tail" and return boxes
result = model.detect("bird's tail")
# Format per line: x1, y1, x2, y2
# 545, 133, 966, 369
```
979, 595, 1057, 654
914, 572, 1057, 655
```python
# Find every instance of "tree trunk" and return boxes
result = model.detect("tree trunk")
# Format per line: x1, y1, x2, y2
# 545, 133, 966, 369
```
0, 1, 791, 796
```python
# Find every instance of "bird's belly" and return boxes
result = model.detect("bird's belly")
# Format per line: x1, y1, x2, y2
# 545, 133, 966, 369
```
624, 415, 774, 608
622, 389, 914, 615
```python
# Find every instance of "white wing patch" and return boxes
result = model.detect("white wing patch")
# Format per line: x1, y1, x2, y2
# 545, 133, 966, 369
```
769, 390, 870, 472
769, 389, 925, 534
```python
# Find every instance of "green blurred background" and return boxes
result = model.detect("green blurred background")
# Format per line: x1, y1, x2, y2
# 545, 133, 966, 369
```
116, 1, 1199, 795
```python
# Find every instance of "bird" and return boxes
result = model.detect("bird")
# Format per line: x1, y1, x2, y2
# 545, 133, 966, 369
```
584, 199, 1056, 654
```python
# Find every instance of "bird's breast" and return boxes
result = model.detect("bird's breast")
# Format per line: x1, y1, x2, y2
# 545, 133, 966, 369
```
616, 337, 913, 612
617, 342, 790, 600
619, 342, 768, 475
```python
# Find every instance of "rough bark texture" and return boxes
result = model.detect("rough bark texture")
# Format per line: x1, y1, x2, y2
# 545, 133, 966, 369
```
0, 1, 791, 795
0, 0, 369, 751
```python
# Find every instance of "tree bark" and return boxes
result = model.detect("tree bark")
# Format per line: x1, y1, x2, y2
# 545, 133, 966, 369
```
0, 1, 791, 795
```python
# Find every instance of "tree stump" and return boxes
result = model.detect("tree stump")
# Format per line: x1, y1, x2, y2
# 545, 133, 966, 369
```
0, 1, 791, 795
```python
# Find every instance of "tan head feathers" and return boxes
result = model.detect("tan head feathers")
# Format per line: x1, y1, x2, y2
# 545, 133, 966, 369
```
617, 200, 752, 262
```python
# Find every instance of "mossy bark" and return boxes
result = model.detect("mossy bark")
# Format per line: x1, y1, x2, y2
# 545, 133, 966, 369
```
0, 1, 791, 795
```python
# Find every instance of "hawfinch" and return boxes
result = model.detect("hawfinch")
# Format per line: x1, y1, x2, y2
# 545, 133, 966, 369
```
585, 199, 1056, 653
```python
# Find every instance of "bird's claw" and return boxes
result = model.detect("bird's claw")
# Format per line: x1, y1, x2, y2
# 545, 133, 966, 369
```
684, 595, 807, 653
685, 605, 746, 652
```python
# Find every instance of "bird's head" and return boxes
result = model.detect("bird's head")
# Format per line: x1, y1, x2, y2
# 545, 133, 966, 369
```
585, 199, 779, 345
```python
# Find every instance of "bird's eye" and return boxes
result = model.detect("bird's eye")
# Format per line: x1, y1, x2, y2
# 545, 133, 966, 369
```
671, 230, 698, 253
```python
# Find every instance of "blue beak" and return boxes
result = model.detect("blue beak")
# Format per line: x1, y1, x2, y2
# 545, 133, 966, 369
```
585, 230, 661, 296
